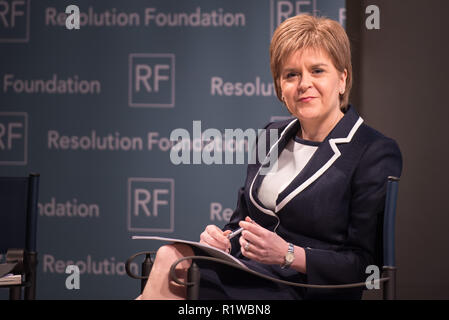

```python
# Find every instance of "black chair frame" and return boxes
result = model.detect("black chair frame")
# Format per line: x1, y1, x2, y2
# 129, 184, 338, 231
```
0, 173, 40, 300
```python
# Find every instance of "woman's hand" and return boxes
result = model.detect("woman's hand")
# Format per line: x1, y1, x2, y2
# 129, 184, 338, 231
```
200, 225, 232, 253
238, 217, 288, 265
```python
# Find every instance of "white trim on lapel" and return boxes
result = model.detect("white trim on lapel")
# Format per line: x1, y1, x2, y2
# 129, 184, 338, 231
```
249, 118, 298, 217
275, 117, 364, 212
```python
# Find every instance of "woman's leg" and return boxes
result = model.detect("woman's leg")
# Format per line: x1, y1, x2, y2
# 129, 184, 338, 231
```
138, 243, 195, 300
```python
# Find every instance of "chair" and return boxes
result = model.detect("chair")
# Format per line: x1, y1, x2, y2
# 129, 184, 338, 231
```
0, 173, 40, 300
126, 176, 400, 300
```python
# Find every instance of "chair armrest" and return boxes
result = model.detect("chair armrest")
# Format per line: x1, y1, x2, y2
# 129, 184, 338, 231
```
0, 249, 25, 278
169, 255, 391, 289
0, 263, 19, 279
125, 251, 156, 280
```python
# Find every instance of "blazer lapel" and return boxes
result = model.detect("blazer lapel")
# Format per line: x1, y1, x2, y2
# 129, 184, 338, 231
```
249, 118, 299, 216
249, 105, 364, 215
275, 106, 363, 212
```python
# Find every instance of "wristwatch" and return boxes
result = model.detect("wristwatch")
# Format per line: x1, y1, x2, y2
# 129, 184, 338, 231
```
281, 243, 295, 269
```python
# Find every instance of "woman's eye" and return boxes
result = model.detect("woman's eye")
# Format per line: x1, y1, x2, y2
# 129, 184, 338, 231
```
313, 69, 324, 74
286, 72, 298, 78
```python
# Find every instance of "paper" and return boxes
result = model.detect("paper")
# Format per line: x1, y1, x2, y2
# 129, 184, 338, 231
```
0, 273, 22, 286
132, 236, 247, 268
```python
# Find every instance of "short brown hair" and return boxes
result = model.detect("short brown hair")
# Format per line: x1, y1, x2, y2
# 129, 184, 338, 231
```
270, 14, 352, 111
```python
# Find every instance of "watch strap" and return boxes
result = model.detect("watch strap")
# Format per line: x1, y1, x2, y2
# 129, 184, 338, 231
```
281, 243, 295, 269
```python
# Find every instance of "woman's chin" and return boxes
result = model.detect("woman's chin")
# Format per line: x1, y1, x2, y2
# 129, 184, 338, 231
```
293, 110, 321, 122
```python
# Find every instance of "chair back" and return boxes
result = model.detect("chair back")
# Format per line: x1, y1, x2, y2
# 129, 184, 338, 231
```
383, 176, 400, 267
0, 173, 40, 300
0, 174, 39, 254
372, 176, 400, 270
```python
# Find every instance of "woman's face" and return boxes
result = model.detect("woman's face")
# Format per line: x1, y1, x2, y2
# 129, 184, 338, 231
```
279, 47, 347, 125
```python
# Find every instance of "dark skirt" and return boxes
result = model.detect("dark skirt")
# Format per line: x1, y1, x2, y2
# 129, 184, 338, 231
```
191, 247, 306, 300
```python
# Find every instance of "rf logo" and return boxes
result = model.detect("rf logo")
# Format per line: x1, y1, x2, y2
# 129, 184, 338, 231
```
128, 53, 175, 108
0, 0, 30, 43
270, 0, 318, 35
127, 177, 174, 233
270, 0, 346, 35
0, 112, 27, 165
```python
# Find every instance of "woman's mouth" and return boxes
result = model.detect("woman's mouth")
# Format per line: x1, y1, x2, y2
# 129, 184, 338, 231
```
299, 97, 315, 102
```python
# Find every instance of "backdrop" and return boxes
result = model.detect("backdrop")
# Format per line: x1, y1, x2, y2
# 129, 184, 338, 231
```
0, 0, 345, 299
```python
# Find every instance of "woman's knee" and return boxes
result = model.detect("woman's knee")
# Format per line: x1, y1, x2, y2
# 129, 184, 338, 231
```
155, 244, 194, 269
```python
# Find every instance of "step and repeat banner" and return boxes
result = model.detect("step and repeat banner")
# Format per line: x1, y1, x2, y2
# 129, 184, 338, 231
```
0, 0, 344, 299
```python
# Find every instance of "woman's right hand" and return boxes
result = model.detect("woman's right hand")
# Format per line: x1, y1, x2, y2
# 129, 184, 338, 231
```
200, 225, 232, 253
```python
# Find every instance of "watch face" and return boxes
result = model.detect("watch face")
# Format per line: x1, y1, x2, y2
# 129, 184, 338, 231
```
286, 252, 295, 263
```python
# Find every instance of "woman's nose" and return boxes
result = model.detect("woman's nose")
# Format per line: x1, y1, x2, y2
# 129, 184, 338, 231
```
298, 72, 312, 93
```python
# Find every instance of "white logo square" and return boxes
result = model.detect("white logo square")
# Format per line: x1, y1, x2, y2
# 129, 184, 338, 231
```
128, 53, 175, 108
270, 0, 318, 36
0, 0, 30, 43
127, 177, 175, 233
0, 112, 27, 165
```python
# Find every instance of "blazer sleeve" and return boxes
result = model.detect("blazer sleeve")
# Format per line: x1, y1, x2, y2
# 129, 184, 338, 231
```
304, 137, 403, 299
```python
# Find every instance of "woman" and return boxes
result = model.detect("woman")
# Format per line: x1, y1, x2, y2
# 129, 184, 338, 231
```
138, 14, 402, 300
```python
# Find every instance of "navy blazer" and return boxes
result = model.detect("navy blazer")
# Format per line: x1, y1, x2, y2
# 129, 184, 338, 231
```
223, 105, 402, 299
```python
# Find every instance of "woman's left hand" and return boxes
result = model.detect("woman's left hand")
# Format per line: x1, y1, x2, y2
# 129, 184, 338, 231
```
238, 216, 288, 265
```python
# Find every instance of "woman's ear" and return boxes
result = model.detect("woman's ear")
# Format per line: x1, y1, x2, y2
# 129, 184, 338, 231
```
340, 69, 348, 92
